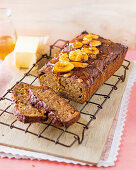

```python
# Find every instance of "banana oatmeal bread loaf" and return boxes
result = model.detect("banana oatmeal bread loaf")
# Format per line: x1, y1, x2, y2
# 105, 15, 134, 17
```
12, 83, 47, 123
38, 31, 128, 103
29, 85, 80, 127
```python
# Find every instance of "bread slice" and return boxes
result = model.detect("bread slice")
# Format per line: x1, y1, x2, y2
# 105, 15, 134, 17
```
12, 83, 47, 123
29, 86, 80, 128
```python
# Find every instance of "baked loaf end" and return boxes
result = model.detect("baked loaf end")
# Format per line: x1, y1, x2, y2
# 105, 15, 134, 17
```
12, 83, 47, 123
38, 32, 128, 103
29, 86, 80, 128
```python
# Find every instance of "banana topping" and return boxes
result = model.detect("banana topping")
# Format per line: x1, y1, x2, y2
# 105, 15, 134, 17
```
54, 61, 74, 73
81, 48, 93, 54
52, 33, 102, 73
89, 47, 99, 55
72, 41, 83, 49
69, 50, 88, 62
89, 40, 101, 47
83, 34, 93, 42
82, 39, 91, 44
70, 62, 88, 68
83, 34, 99, 41
81, 47, 99, 55
59, 53, 69, 62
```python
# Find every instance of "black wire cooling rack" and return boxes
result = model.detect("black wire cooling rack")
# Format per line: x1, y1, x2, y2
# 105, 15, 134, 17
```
0, 39, 130, 147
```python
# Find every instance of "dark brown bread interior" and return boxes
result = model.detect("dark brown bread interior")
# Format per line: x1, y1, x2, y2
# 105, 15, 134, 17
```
38, 32, 128, 103
29, 86, 80, 127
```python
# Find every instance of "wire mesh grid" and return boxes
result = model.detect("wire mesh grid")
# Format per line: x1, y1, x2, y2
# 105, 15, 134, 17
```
0, 39, 130, 147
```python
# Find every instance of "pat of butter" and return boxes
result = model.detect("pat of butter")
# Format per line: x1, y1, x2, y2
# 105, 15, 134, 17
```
15, 36, 48, 68
15, 52, 34, 68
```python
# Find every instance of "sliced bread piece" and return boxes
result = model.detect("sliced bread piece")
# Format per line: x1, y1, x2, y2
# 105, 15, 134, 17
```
12, 83, 47, 123
29, 86, 80, 128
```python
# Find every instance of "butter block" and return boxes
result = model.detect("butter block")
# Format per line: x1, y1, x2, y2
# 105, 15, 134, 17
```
15, 52, 34, 68
15, 36, 48, 68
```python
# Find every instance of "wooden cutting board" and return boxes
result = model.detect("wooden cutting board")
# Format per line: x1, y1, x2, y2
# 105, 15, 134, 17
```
0, 60, 133, 165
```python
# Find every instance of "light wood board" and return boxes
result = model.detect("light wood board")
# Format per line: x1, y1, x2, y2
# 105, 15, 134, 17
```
0, 61, 133, 165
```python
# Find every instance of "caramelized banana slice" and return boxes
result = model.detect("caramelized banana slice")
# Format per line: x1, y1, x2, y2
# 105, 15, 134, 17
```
53, 61, 74, 72
82, 34, 99, 44
81, 48, 92, 54
90, 34, 99, 39
82, 40, 90, 44
89, 47, 99, 55
83, 34, 99, 40
81, 47, 99, 55
72, 41, 83, 49
89, 40, 101, 47
59, 53, 69, 62
83, 34, 93, 42
70, 62, 88, 68
69, 50, 88, 61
